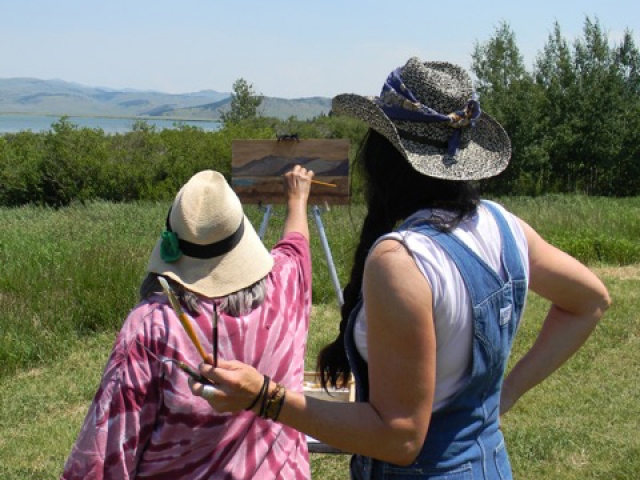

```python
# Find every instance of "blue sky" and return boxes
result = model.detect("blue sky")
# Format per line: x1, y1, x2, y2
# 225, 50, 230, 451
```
1, 1, 638, 98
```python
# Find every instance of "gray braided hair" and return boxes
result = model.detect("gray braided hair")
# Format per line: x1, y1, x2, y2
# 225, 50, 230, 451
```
139, 273, 267, 316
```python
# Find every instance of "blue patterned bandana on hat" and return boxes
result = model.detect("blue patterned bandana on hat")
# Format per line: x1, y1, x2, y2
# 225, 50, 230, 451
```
376, 67, 481, 157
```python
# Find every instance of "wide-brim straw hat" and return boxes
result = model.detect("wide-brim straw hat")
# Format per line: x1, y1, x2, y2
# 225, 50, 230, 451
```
332, 57, 511, 180
147, 170, 274, 298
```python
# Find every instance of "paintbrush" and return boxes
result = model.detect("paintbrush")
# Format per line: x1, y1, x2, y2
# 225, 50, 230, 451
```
135, 340, 213, 385
310, 179, 337, 188
158, 276, 209, 362
282, 173, 337, 188
212, 304, 219, 368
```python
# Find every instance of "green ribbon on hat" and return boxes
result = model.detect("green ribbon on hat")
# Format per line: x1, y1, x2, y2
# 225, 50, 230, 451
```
160, 230, 182, 263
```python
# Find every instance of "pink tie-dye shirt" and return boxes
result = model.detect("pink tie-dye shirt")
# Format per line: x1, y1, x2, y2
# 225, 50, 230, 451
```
61, 232, 312, 480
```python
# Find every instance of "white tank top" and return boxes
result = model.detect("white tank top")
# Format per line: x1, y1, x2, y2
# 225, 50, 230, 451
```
353, 201, 529, 411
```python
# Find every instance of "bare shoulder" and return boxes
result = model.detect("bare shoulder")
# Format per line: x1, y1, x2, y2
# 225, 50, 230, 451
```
367, 238, 414, 268
364, 238, 430, 309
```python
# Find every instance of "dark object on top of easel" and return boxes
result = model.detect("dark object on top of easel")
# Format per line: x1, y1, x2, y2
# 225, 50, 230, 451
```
276, 134, 299, 142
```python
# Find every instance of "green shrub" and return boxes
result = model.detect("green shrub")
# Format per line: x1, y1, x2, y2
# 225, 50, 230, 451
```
0, 131, 46, 206
0, 115, 371, 207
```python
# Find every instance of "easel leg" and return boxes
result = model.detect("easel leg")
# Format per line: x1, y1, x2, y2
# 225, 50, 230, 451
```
312, 205, 344, 307
258, 204, 343, 308
258, 204, 273, 240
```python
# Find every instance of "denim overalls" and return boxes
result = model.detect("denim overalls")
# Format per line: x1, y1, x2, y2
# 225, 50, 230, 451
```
346, 201, 528, 479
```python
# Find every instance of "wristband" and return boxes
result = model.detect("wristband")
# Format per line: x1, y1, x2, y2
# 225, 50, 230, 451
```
246, 374, 269, 411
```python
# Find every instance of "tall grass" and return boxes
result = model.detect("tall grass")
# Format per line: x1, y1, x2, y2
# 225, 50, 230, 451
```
2, 196, 639, 377
0, 196, 639, 478
502, 195, 640, 264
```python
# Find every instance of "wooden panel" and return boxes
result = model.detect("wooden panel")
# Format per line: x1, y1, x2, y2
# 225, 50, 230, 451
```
232, 139, 350, 205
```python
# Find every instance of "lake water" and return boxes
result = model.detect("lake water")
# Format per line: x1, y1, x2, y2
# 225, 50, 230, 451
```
0, 114, 222, 134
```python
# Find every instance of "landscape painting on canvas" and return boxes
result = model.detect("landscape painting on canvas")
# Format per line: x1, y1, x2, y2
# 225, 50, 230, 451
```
231, 139, 350, 205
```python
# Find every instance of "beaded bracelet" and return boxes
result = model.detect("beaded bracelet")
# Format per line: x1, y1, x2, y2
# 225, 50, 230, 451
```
272, 388, 286, 422
261, 382, 286, 421
258, 377, 271, 417
246, 375, 270, 411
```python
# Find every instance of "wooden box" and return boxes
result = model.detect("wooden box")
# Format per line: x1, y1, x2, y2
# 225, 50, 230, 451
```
303, 371, 355, 402
303, 371, 355, 454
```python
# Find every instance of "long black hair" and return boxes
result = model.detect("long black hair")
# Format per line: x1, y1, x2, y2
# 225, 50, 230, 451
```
316, 129, 480, 389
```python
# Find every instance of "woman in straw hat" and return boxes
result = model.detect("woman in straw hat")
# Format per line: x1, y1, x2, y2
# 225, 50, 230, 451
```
62, 166, 315, 480
189, 58, 610, 479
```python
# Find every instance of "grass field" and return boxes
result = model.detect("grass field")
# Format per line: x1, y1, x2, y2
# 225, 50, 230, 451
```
1, 196, 639, 479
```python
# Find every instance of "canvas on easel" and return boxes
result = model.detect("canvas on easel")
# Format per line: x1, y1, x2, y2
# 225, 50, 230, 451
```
231, 139, 350, 205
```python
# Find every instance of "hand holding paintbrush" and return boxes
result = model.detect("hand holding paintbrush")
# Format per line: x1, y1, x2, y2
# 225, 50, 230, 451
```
282, 165, 317, 241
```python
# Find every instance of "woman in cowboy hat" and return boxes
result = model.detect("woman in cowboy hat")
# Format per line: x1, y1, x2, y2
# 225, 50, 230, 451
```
62, 165, 315, 480
189, 58, 610, 479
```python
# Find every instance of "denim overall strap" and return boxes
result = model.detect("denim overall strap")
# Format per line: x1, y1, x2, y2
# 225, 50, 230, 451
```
481, 201, 526, 290
347, 202, 527, 479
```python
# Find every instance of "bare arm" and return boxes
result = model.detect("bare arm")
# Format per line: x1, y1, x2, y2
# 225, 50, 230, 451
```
500, 219, 611, 414
193, 239, 435, 465
282, 165, 314, 241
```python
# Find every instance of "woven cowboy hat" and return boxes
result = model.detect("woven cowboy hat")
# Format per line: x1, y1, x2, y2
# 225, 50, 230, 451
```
332, 57, 511, 180
147, 170, 274, 298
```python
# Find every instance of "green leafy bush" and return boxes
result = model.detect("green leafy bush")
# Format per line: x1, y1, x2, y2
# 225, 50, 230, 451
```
0, 115, 367, 207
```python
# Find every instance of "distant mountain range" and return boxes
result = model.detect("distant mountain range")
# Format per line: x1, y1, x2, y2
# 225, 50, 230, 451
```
0, 78, 332, 121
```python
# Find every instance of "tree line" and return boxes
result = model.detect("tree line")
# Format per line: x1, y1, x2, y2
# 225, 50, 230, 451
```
0, 16, 638, 208
474, 17, 640, 196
